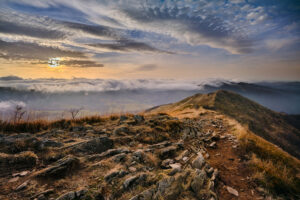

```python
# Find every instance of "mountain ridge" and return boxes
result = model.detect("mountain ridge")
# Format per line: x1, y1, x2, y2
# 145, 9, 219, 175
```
147, 90, 300, 159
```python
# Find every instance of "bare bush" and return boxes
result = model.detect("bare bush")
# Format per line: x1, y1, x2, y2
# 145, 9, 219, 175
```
68, 107, 83, 119
12, 105, 26, 123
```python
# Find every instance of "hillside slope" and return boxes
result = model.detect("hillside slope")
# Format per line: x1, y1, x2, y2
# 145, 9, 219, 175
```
147, 90, 300, 159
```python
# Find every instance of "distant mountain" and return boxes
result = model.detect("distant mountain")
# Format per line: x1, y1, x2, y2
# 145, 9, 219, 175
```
147, 90, 300, 159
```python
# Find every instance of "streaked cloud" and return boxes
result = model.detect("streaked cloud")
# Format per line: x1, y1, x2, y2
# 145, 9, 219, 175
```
60, 60, 104, 68
136, 64, 158, 71
0, 40, 84, 60
88, 40, 173, 54
0, 0, 299, 79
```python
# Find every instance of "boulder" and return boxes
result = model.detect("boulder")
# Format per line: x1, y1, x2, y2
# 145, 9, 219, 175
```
153, 174, 184, 200
192, 153, 206, 169
72, 137, 113, 154
39, 139, 63, 149
113, 126, 129, 136
132, 150, 144, 162
36, 156, 79, 178
158, 146, 177, 159
15, 180, 29, 191
129, 188, 155, 200
134, 115, 144, 123
105, 170, 127, 183
161, 159, 174, 169
168, 163, 182, 176
123, 173, 148, 189
0, 151, 37, 173
191, 169, 207, 192
112, 153, 127, 162
56, 189, 88, 200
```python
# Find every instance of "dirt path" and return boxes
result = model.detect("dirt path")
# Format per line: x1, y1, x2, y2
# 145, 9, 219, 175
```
206, 131, 262, 200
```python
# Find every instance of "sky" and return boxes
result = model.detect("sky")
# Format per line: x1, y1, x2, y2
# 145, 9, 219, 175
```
0, 0, 299, 81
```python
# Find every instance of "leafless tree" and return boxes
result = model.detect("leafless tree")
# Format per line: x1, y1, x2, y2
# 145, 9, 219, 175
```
13, 105, 26, 123
69, 107, 83, 119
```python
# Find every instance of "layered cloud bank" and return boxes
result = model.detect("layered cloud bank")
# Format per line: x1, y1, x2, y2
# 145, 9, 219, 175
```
0, 77, 299, 115
0, 76, 226, 93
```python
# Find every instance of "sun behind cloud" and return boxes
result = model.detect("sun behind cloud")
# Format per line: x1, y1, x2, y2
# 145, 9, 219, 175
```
48, 57, 61, 68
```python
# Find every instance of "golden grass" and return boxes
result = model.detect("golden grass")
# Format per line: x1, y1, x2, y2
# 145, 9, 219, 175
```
0, 113, 145, 133
0, 151, 38, 171
144, 152, 160, 167
237, 128, 300, 198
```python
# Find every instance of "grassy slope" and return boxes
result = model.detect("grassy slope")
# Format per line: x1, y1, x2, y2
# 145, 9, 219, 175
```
212, 90, 300, 159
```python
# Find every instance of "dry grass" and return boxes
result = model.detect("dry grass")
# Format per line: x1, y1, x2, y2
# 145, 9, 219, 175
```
0, 151, 38, 173
237, 129, 300, 198
0, 113, 144, 133
144, 152, 160, 167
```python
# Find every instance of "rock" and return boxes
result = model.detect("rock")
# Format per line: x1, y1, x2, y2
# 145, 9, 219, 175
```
182, 127, 197, 140
132, 150, 144, 162
175, 150, 189, 161
182, 156, 189, 162
123, 173, 147, 189
36, 156, 80, 178
13, 170, 30, 177
192, 153, 206, 169
8, 177, 19, 182
168, 163, 181, 176
148, 141, 171, 149
112, 153, 126, 162
75, 189, 88, 198
134, 115, 144, 123
15, 180, 29, 191
191, 169, 207, 192
123, 176, 139, 189
88, 148, 130, 161
32, 189, 54, 199
40, 139, 63, 149
56, 191, 75, 200
56, 189, 88, 200
211, 169, 219, 181
120, 115, 128, 122
158, 146, 177, 159
154, 174, 184, 200
129, 166, 137, 172
105, 170, 127, 183
226, 186, 239, 197
161, 159, 174, 169
72, 137, 113, 154
220, 135, 226, 139
209, 142, 216, 148
206, 167, 214, 176
0, 151, 38, 173
113, 125, 129, 136
37, 194, 46, 200
129, 188, 155, 200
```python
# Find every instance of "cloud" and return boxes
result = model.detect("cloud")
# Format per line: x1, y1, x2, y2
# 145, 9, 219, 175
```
60, 60, 104, 68
0, 76, 23, 81
136, 64, 158, 71
265, 38, 297, 51
0, 39, 85, 60
88, 39, 173, 54
0, 10, 68, 40
63, 21, 121, 39
0, 78, 208, 92
118, 4, 253, 54
0, 17, 66, 40
0, 100, 26, 111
